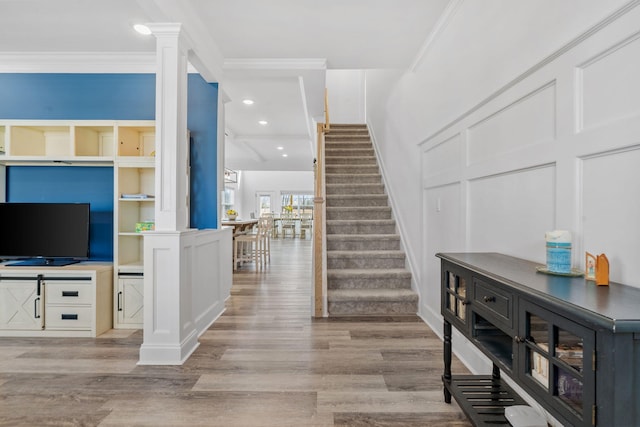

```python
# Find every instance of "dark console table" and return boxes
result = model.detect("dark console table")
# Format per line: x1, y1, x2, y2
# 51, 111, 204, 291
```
438, 252, 640, 427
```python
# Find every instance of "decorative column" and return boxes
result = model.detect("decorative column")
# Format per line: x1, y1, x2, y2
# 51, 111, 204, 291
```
138, 23, 198, 365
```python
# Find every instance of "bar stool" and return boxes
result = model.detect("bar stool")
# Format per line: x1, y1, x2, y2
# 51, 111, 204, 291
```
234, 217, 269, 271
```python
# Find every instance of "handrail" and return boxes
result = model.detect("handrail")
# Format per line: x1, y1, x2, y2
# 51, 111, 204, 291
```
313, 122, 327, 317
323, 87, 330, 133
312, 88, 330, 317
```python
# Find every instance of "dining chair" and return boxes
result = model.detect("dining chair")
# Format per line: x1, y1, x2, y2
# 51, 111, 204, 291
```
280, 212, 296, 238
299, 213, 312, 239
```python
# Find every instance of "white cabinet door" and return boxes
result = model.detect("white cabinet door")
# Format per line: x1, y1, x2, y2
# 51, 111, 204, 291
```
0, 280, 44, 330
116, 277, 143, 328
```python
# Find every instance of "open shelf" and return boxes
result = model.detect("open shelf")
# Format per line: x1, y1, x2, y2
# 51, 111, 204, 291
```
117, 125, 155, 158
74, 125, 114, 157
10, 125, 71, 157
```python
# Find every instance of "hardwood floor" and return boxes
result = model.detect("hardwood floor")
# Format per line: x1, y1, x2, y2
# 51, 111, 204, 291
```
0, 238, 471, 426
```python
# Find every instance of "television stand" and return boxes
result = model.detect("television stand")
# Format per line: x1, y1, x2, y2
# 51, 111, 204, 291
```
7, 258, 81, 267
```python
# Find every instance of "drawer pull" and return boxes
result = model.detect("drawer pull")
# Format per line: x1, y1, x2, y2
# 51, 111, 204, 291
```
61, 314, 79, 320
62, 291, 79, 297
483, 295, 496, 303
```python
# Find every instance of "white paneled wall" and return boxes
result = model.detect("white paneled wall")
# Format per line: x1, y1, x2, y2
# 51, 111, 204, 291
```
409, 6, 640, 423
412, 1, 640, 376
422, 6, 640, 275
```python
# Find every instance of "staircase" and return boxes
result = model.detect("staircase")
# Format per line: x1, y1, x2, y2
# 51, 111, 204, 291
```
324, 124, 418, 316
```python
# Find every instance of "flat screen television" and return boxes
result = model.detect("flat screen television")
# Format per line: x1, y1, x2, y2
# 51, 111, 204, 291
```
0, 202, 90, 266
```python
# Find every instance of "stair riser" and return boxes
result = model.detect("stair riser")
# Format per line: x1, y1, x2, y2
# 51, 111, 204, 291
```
327, 239, 400, 251
326, 184, 385, 195
326, 197, 388, 207
327, 276, 411, 290
325, 135, 370, 140
328, 301, 417, 316
326, 223, 396, 234
325, 149, 374, 157
325, 166, 379, 175
327, 257, 406, 269
326, 208, 391, 220
325, 142, 372, 150
325, 175, 381, 184
325, 157, 376, 165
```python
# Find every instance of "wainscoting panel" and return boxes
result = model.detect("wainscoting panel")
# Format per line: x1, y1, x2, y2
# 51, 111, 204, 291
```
423, 183, 463, 316
423, 132, 462, 181
581, 146, 640, 287
467, 82, 556, 165
468, 165, 556, 262
579, 32, 640, 132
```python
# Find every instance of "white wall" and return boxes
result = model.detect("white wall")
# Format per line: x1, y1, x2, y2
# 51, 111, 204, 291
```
326, 70, 366, 124
366, 1, 639, 424
234, 170, 314, 218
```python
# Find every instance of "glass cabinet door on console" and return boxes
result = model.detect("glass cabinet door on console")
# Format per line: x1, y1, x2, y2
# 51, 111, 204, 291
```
518, 300, 595, 426
442, 265, 469, 331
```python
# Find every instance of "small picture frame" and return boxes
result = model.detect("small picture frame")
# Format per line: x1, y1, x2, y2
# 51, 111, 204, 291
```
585, 252, 596, 281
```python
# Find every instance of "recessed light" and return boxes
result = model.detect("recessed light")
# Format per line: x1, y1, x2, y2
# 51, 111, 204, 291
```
133, 24, 152, 35
242, 99, 254, 105
258, 120, 268, 126
282, 154, 288, 157
277, 146, 284, 150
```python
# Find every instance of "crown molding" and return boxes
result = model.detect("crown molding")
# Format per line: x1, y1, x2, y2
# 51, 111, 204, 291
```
0, 52, 157, 73
224, 58, 327, 71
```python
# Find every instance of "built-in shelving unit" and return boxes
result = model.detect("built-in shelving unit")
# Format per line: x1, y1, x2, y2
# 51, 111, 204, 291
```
0, 121, 117, 161
0, 119, 156, 330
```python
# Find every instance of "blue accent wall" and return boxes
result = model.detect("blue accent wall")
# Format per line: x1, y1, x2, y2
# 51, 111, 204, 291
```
0, 72, 219, 260
0, 73, 155, 120
187, 74, 219, 228
6, 167, 114, 261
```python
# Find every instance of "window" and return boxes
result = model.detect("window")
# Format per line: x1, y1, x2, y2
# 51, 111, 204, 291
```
222, 188, 234, 213
281, 193, 314, 215
258, 194, 272, 216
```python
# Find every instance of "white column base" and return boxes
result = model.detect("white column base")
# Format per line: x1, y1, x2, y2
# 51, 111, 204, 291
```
139, 230, 197, 365
138, 228, 233, 365
138, 331, 199, 365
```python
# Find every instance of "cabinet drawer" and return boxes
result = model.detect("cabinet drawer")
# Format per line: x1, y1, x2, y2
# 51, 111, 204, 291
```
473, 278, 513, 328
45, 306, 92, 329
46, 283, 93, 305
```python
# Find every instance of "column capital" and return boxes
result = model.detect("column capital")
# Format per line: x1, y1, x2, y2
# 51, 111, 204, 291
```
147, 23, 191, 52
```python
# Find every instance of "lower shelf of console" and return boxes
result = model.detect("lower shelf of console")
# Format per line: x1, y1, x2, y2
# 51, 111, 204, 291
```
444, 374, 527, 427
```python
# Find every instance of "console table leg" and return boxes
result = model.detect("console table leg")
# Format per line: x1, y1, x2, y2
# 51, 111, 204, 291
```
492, 363, 500, 380
443, 320, 452, 403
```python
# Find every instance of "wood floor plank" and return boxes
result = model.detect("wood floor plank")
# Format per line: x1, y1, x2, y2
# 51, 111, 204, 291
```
0, 238, 471, 426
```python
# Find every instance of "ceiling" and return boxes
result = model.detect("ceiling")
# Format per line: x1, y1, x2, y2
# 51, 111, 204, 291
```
0, 0, 451, 171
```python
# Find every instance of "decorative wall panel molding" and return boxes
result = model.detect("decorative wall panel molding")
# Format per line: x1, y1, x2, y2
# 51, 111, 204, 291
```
580, 145, 640, 286
467, 82, 556, 165
423, 132, 462, 181
467, 165, 556, 261
578, 31, 640, 131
